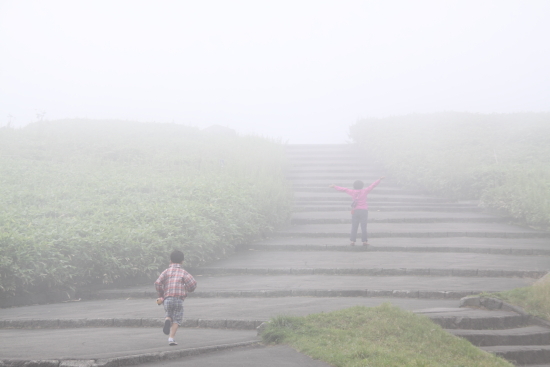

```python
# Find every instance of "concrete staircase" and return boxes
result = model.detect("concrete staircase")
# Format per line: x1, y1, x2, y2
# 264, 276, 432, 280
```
419, 303, 550, 366
1, 144, 549, 366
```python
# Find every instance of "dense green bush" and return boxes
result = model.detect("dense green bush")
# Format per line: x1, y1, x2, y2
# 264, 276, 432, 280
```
350, 112, 550, 228
0, 120, 292, 297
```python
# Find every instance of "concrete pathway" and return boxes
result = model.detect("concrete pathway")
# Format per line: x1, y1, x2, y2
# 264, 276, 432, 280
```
139, 345, 334, 367
1, 144, 549, 366
0, 328, 258, 360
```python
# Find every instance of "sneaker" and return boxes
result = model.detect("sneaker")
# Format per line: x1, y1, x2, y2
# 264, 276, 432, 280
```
363, 241, 369, 247
163, 319, 171, 335
168, 338, 177, 346
350, 242, 355, 246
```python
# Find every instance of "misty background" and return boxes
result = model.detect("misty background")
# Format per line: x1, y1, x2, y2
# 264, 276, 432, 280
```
1, 0, 548, 143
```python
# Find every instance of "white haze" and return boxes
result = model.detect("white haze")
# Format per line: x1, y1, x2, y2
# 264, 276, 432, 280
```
1, 0, 548, 143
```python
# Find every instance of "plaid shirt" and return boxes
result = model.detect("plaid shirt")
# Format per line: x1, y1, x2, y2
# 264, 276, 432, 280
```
155, 263, 197, 300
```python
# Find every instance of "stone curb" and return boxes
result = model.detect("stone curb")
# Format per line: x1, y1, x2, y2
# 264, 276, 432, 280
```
286, 175, 392, 180
189, 268, 547, 278
293, 207, 485, 212
236, 244, 550, 256
90, 289, 482, 300
275, 231, 550, 239
292, 197, 450, 203
291, 218, 511, 224
293, 202, 476, 207
459, 295, 550, 329
0, 318, 266, 330
0, 340, 260, 367
292, 187, 424, 195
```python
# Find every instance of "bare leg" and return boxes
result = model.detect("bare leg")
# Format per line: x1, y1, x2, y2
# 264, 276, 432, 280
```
169, 322, 179, 339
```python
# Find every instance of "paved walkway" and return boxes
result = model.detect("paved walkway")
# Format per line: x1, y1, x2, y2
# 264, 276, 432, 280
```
1, 144, 549, 366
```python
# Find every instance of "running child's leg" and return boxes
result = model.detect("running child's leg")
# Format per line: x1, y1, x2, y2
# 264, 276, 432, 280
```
163, 297, 174, 335
169, 322, 179, 339
168, 298, 184, 342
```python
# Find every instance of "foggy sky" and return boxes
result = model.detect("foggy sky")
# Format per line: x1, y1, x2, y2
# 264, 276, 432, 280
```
1, 1, 549, 143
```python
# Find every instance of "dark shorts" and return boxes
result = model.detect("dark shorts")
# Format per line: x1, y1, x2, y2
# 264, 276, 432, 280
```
163, 297, 184, 325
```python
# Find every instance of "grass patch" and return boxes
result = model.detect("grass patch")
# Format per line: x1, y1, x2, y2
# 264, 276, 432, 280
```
0, 119, 292, 298
488, 274, 550, 321
261, 304, 512, 367
349, 112, 550, 229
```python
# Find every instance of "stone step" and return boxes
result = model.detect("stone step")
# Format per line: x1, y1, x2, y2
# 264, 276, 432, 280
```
294, 206, 485, 212
277, 222, 547, 237
416, 308, 529, 330
191, 267, 545, 278
285, 149, 360, 156
290, 178, 387, 185
286, 156, 367, 162
256, 236, 550, 252
291, 210, 508, 223
293, 182, 406, 188
448, 326, 550, 346
290, 210, 508, 221
0, 298, 458, 325
240, 243, 550, 256
89, 275, 535, 300
0, 317, 264, 330
481, 345, 550, 366
292, 183, 415, 191
293, 186, 423, 194
191, 251, 550, 275
295, 191, 444, 198
291, 217, 510, 224
289, 168, 382, 174
292, 210, 498, 220
276, 231, 550, 239
294, 196, 451, 203
286, 145, 362, 150
287, 174, 386, 180
285, 144, 353, 150
294, 202, 479, 208
140, 344, 335, 367
93, 288, 483, 300
290, 162, 381, 168
0, 327, 259, 364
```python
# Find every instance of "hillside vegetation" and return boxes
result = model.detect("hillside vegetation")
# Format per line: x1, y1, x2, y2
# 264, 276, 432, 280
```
261, 304, 512, 367
350, 112, 550, 229
490, 274, 550, 322
0, 120, 291, 299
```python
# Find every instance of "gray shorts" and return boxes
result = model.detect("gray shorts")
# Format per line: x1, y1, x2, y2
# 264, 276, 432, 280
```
163, 297, 184, 325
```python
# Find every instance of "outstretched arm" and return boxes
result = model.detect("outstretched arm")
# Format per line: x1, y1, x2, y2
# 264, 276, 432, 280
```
364, 177, 385, 193
330, 184, 354, 195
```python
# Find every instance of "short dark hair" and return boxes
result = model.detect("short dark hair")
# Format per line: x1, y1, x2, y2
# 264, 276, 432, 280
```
170, 250, 184, 263
353, 180, 364, 189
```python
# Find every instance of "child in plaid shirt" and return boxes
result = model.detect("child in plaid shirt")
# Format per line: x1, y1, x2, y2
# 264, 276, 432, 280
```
155, 250, 197, 346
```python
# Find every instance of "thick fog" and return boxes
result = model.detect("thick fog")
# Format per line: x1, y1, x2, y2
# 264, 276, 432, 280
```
1, 0, 548, 143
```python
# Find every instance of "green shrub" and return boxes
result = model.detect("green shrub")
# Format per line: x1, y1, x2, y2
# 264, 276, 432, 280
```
0, 120, 292, 297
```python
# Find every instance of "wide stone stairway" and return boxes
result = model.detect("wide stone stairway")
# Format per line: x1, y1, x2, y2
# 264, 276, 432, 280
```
1, 144, 550, 366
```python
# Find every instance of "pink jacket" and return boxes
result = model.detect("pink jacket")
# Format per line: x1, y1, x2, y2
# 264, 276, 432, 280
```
333, 179, 381, 210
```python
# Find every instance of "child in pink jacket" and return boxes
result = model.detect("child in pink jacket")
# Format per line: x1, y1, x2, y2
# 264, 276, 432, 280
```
329, 177, 385, 246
